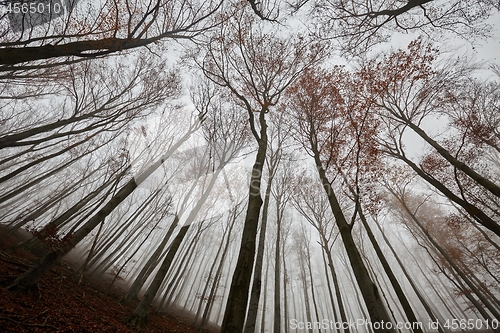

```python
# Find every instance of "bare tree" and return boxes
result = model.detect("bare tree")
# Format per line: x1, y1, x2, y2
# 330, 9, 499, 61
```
198, 4, 325, 331
0, 0, 222, 67
305, 0, 499, 54
286, 67, 396, 332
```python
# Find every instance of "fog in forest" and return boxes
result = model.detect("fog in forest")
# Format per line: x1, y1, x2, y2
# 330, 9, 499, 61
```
1, 1, 499, 332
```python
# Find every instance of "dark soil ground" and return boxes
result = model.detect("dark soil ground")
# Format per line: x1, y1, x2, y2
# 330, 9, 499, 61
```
0, 226, 219, 332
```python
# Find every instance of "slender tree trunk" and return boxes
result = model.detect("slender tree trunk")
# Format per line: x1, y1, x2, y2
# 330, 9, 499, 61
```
244, 168, 274, 333
274, 210, 282, 333
7, 126, 195, 292
320, 236, 349, 331
404, 119, 500, 198
221, 111, 268, 333
260, 257, 270, 333
304, 237, 322, 332
395, 153, 500, 237
130, 221, 179, 298
310, 145, 395, 331
282, 240, 290, 333
127, 224, 190, 327
0, 36, 172, 65
299, 247, 313, 327
321, 249, 339, 323
200, 206, 240, 330
372, 217, 445, 333
107, 215, 164, 294
162, 227, 203, 309
78, 220, 104, 285
390, 187, 500, 320
357, 203, 423, 333
194, 222, 231, 326
87, 190, 160, 274
124, 176, 201, 304
7, 178, 80, 232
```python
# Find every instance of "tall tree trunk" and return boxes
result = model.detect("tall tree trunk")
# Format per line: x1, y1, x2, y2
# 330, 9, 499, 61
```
200, 205, 240, 330
304, 233, 322, 332
372, 217, 446, 333
221, 111, 268, 333
282, 239, 290, 333
162, 225, 203, 309
299, 246, 313, 327
106, 215, 164, 294
357, 202, 423, 333
7, 126, 195, 292
260, 257, 270, 333
390, 187, 500, 321
310, 142, 395, 332
78, 220, 104, 285
123, 214, 179, 304
193, 228, 228, 326
19, 166, 128, 250
395, 153, 500, 237
404, 119, 500, 198
87, 190, 160, 275
321, 249, 340, 324
244, 168, 274, 333
274, 208, 282, 333
127, 224, 190, 327
123, 173, 202, 304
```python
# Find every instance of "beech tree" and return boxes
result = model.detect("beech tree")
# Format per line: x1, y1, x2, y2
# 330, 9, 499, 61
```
305, 0, 500, 53
292, 177, 351, 332
2, 0, 499, 329
383, 176, 500, 321
364, 39, 500, 198
6, 86, 206, 291
360, 40, 500, 237
126, 77, 250, 327
0, 0, 223, 67
286, 67, 396, 332
199, 3, 325, 331
244, 111, 291, 333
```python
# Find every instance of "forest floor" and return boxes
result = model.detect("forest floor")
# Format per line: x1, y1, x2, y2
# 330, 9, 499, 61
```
0, 226, 219, 333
